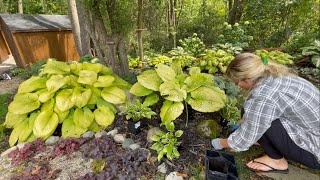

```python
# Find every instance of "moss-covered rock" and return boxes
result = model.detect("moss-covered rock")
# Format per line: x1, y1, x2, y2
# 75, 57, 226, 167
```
196, 120, 221, 139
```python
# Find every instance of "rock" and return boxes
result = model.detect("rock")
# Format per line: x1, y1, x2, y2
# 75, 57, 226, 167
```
165, 172, 184, 180
196, 119, 221, 139
95, 130, 107, 138
157, 162, 167, 174
107, 128, 118, 137
82, 131, 95, 138
113, 134, 126, 143
147, 127, 161, 143
1, 146, 17, 157
140, 148, 151, 160
45, 136, 60, 145
129, 143, 140, 150
16, 142, 27, 149
122, 138, 135, 148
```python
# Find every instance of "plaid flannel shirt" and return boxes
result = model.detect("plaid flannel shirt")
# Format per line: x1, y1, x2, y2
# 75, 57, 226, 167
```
227, 76, 320, 162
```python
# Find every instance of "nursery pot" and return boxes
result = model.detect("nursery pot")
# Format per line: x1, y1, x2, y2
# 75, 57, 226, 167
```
128, 120, 142, 135
205, 150, 239, 180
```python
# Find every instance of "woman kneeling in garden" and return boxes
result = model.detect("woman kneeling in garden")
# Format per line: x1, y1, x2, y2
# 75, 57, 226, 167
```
211, 53, 320, 173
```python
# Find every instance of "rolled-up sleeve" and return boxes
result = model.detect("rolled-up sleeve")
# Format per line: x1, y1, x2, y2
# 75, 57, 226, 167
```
227, 97, 283, 151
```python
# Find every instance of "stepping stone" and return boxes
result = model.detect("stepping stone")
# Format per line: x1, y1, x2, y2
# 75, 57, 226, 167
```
262, 164, 319, 180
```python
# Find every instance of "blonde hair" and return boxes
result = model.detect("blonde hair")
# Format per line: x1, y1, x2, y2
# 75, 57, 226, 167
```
226, 52, 295, 82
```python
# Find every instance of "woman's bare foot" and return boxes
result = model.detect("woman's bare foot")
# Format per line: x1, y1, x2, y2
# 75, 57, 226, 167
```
246, 155, 288, 171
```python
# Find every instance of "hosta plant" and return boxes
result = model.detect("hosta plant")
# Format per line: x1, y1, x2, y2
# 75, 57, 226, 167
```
150, 122, 183, 161
199, 49, 234, 74
5, 59, 131, 146
255, 50, 293, 65
300, 39, 320, 68
219, 98, 241, 125
129, 60, 227, 125
121, 99, 156, 122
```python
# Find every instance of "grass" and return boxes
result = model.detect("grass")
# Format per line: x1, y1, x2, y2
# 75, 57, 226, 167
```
0, 93, 13, 143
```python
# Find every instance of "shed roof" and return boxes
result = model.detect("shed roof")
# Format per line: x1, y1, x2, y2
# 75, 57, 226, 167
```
0, 14, 71, 32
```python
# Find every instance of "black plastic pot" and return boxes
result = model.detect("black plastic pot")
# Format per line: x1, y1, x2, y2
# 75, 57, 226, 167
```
128, 120, 141, 135
205, 150, 239, 180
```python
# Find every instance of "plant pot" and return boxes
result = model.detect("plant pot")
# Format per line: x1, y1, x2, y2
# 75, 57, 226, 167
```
128, 120, 141, 135
205, 150, 239, 180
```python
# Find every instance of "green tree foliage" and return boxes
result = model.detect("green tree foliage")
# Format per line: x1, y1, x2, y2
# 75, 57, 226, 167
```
1, 0, 68, 14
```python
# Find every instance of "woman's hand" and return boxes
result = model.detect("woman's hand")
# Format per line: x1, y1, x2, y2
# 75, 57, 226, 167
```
211, 138, 230, 150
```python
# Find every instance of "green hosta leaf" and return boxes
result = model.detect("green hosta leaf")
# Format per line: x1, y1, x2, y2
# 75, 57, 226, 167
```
165, 122, 175, 132
56, 89, 74, 112
172, 147, 180, 158
77, 70, 98, 85
189, 67, 201, 75
70, 62, 82, 75
54, 104, 70, 123
18, 112, 38, 143
158, 151, 165, 161
175, 130, 183, 137
8, 93, 40, 114
94, 106, 115, 127
151, 135, 160, 141
164, 145, 173, 160
137, 70, 162, 91
42, 59, 70, 75
93, 75, 115, 88
111, 74, 132, 89
160, 100, 184, 124
81, 63, 103, 73
9, 118, 28, 146
97, 98, 117, 114
88, 121, 103, 133
33, 109, 59, 139
71, 87, 92, 108
170, 60, 183, 75
62, 110, 87, 138
101, 86, 126, 104
155, 130, 165, 136
160, 81, 186, 102
18, 76, 47, 93
38, 89, 55, 103
176, 74, 187, 84
40, 98, 55, 111
155, 64, 176, 82
129, 82, 153, 96
151, 142, 163, 152
187, 86, 226, 112
143, 93, 159, 107
88, 87, 101, 105
46, 75, 70, 93
201, 73, 215, 86
74, 107, 94, 129
183, 74, 207, 92
101, 66, 113, 75
69, 75, 81, 87
5, 112, 27, 128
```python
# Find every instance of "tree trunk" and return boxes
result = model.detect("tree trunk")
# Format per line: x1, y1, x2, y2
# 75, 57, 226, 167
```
228, 0, 246, 25
18, 0, 23, 14
80, 1, 129, 77
76, 0, 91, 56
137, 0, 144, 64
68, 0, 91, 57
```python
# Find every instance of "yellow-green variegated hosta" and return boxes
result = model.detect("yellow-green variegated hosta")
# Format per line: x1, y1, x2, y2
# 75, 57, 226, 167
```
129, 60, 227, 125
5, 59, 131, 146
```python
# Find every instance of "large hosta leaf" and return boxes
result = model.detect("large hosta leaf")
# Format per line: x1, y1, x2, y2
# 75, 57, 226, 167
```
62, 110, 87, 138
183, 74, 208, 92
8, 93, 40, 114
77, 70, 97, 85
137, 70, 162, 91
189, 67, 201, 75
18, 112, 38, 143
101, 86, 126, 104
33, 109, 59, 139
38, 89, 55, 103
170, 60, 183, 75
160, 100, 184, 124
97, 98, 117, 114
93, 75, 115, 88
111, 74, 132, 89
143, 93, 159, 107
46, 75, 70, 93
9, 118, 28, 146
71, 87, 92, 108
130, 82, 153, 96
87, 87, 101, 105
54, 104, 70, 123
42, 59, 70, 75
18, 76, 47, 93
5, 112, 27, 128
94, 106, 115, 127
160, 81, 186, 102
156, 64, 176, 82
56, 89, 74, 112
187, 86, 226, 112
81, 63, 103, 73
74, 107, 94, 129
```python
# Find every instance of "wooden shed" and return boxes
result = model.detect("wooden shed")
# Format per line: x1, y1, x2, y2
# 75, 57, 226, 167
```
0, 30, 11, 63
0, 14, 80, 68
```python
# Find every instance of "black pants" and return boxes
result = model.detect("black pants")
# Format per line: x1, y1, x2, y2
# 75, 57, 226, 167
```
258, 119, 320, 170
